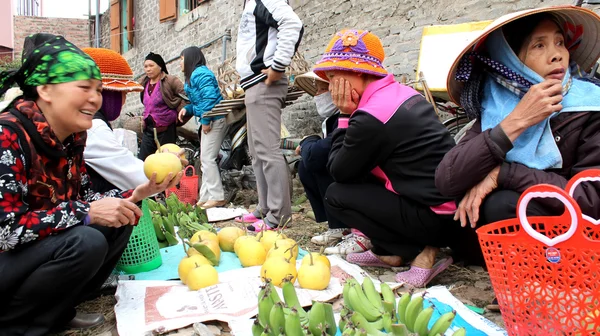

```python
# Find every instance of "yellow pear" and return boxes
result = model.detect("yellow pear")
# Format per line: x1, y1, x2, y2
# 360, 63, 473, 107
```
259, 230, 286, 253
301, 252, 331, 270
178, 254, 211, 284
261, 255, 297, 287
237, 239, 267, 267
217, 227, 246, 252
234, 235, 257, 255
157, 143, 185, 159
267, 240, 298, 262
187, 264, 219, 290
143, 153, 182, 183
191, 230, 218, 244
297, 253, 331, 290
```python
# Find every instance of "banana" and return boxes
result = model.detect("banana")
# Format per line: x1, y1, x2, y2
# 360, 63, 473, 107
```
343, 281, 354, 310
383, 301, 396, 317
427, 310, 456, 336
257, 287, 274, 328
308, 301, 327, 336
164, 231, 179, 246
452, 327, 467, 336
404, 293, 424, 332
382, 312, 393, 333
414, 306, 434, 336
347, 283, 382, 322
259, 325, 271, 336
397, 291, 412, 324
380, 283, 396, 308
339, 316, 348, 332
282, 278, 308, 319
252, 319, 263, 336
341, 327, 355, 336
162, 216, 176, 236
322, 302, 337, 336
368, 317, 383, 331
268, 302, 285, 335
355, 329, 367, 336
152, 218, 166, 241
362, 277, 384, 311
267, 281, 282, 304
158, 203, 168, 216
390, 323, 410, 336
284, 308, 305, 336
349, 312, 387, 336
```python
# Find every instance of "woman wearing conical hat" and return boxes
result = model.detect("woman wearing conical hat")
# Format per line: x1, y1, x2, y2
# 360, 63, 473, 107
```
436, 6, 600, 270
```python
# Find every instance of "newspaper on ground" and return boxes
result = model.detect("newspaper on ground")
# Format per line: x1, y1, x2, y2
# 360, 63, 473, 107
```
206, 207, 248, 222
114, 255, 400, 335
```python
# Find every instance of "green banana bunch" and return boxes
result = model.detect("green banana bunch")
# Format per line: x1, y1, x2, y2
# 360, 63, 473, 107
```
362, 277, 384, 313
405, 293, 424, 332
414, 306, 434, 336
427, 310, 456, 336
346, 282, 382, 322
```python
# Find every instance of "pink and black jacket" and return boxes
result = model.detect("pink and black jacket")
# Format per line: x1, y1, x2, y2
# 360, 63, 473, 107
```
327, 74, 456, 214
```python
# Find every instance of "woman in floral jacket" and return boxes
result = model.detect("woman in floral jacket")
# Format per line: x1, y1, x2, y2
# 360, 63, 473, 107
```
0, 34, 182, 335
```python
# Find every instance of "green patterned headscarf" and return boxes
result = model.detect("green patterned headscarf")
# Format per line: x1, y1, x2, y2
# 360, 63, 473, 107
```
0, 34, 101, 97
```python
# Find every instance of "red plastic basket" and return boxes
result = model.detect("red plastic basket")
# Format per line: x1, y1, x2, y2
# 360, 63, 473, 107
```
165, 165, 199, 205
477, 169, 600, 336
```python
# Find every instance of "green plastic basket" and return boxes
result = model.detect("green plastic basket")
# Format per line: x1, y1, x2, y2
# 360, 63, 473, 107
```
116, 199, 163, 274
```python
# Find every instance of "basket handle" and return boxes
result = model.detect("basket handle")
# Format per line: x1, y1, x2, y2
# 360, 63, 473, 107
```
517, 184, 582, 247
184, 165, 196, 176
565, 169, 600, 225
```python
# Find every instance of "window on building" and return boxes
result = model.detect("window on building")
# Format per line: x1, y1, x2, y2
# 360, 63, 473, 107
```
110, 0, 134, 54
179, 0, 208, 15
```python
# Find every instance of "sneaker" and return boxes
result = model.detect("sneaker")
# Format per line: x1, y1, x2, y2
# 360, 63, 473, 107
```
311, 228, 349, 246
323, 233, 373, 255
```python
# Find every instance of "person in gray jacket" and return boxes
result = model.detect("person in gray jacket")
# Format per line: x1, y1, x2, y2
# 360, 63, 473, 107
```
234, 0, 303, 231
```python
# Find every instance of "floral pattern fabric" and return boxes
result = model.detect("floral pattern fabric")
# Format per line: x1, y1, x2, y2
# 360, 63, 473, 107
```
0, 100, 132, 252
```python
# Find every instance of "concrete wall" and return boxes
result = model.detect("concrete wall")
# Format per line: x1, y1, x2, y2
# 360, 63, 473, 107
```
13, 16, 91, 59
106, 0, 600, 137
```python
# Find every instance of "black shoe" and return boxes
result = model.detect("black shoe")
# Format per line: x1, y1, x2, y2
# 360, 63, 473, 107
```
65, 312, 105, 330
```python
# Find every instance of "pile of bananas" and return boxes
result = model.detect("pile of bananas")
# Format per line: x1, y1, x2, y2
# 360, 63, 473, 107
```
147, 195, 215, 248
253, 278, 336, 336
338, 278, 466, 336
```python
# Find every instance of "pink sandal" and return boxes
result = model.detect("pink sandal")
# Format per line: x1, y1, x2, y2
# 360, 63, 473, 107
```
247, 220, 276, 232
346, 250, 393, 268
235, 213, 261, 223
395, 257, 453, 287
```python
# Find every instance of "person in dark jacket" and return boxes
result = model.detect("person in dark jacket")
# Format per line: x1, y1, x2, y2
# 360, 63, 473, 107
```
436, 6, 600, 271
313, 29, 456, 287
294, 72, 374, 255
177, 47, 225, 209
138, 52, 186, 161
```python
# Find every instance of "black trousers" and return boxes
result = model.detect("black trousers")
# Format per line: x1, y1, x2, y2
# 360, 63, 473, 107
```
0, 224, 132, 336
325, 182, 454, 261
447, 189, 558, 266
297, 161, 347, 229
138, 123, 177, 161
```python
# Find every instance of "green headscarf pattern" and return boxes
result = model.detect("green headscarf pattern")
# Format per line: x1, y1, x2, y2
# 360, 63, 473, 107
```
0, 34, 101, 97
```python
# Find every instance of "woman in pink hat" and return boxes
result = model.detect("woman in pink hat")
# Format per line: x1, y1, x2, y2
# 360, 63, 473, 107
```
313, 29, 457, 287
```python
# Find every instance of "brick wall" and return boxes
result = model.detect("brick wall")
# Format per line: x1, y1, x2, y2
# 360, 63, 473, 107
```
107, 0, 600, 136
13, 16, 92, 59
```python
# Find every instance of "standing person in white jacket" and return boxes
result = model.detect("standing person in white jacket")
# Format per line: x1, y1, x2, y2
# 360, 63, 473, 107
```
235, 0, 303, 231
83, 48, 187, 192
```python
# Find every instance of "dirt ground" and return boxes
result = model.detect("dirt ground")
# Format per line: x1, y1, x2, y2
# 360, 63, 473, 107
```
56, 178, 504, 336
